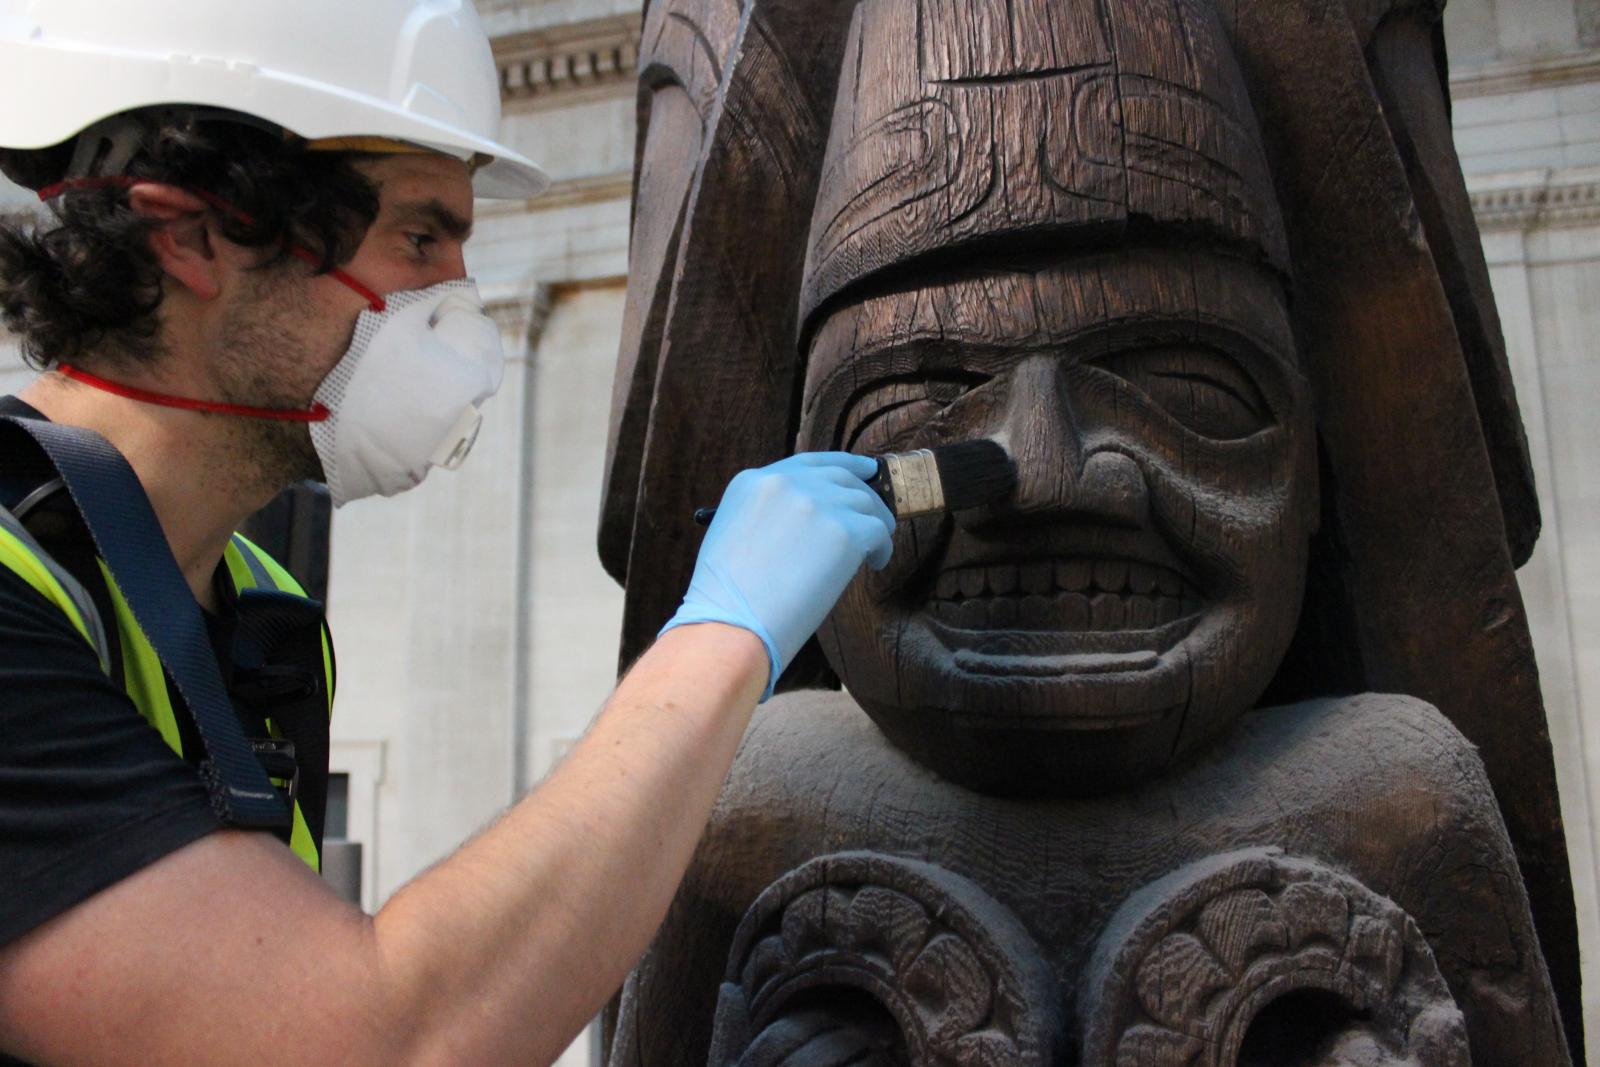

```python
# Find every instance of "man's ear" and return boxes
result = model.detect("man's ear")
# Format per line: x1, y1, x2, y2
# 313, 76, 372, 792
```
127, 183, 222, 301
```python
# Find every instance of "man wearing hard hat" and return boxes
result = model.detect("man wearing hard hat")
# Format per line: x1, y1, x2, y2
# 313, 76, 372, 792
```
0, 3, 894, 1063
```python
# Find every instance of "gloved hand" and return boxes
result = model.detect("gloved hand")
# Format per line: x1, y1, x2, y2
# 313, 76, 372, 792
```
660, 452, 895, 701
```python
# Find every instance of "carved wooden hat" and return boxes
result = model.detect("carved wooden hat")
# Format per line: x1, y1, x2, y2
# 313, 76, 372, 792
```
598, 0, 1578, 1047
796, 0, 1292, 330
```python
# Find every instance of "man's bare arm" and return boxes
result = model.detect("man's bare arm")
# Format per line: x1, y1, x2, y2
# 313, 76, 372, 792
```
0, 622, 766, 1067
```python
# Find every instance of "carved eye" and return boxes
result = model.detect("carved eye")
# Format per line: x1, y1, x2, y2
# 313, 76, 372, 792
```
842, 372, 990, 452
1098, 347, 1271, 441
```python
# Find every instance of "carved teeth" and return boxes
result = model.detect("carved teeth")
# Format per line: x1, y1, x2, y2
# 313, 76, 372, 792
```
987, 564, 1018, 595
1090, 592, 1125, 630
1092, 560, 1127, 592
1020, 561, 1053, 596
1056, 559, 1092, 592
1128, 562, 1160, 595
929, 591, 1192, 632
931, 559, 1192, 600
959, 567, 986, 599
926, 558, 1201, 632
1020, 594, 1053, 627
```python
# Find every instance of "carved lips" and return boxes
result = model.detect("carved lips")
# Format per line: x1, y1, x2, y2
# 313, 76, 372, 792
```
908, 528, 1211, 693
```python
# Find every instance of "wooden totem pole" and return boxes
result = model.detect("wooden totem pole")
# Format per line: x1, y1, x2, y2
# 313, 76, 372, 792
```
599, 0, 1583, 1062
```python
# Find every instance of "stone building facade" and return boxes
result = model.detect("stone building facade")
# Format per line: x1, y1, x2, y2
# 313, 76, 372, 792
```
2, 1, 1598, 1062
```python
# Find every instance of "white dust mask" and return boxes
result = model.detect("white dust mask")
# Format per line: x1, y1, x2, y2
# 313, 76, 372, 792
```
310, 279, 505, 506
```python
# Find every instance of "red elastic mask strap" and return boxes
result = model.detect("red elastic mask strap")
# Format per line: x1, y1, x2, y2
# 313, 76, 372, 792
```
57, 364, 331, 423
38, 176, 387, 313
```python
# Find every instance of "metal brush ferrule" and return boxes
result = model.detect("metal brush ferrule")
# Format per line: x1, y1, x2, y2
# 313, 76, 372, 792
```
881, 449, 944, 517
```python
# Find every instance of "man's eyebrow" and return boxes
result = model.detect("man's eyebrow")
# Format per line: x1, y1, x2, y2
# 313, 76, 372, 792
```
391, 198, 474, 241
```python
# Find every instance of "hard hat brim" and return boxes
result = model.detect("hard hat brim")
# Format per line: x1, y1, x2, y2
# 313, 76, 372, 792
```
0, 39, 550, 200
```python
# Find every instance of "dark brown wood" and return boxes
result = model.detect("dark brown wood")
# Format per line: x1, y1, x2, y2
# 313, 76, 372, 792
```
707, 852, 1062, 1066
598, 0, 739, 586
612, 695, 1566, 1065
601, 0, 1582, 1061
1081, 848, 1472, 1066
599, 0, 863, 679
1220, 3, 1580, 1051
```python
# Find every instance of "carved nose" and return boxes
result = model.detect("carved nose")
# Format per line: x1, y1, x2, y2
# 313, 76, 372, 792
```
967, 357, 1149, 529
1072, 451, 1148, 527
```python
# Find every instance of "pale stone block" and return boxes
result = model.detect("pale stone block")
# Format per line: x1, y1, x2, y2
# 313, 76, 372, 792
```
1526, 221, 1600, 263
1462, 143, 1573, 172
1564, 137, 1600, 167
1497, 0, 1582, 55
1489, 246, 1600, 1049
500, 95, 635, 182
479, 0, 641, 38
1557, 80, 1600, 117
1523, 263, 1600, 849
1453, 86, 1560, 129
522, 285, 628, 786
1455, 113, 1567, 156
1444, 0, 1501, 61
1479, 230, 1528, 267
0, 342, 32, 389
327, 319, 537, 901
469, 198, 632, 288
1558, 85, 1600, 153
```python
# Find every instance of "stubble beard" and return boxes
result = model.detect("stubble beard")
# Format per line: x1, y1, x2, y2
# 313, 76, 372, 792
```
213, 267, 341, 498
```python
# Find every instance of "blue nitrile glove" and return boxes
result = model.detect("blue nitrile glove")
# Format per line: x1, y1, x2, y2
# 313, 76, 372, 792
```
660, 452, 896, 701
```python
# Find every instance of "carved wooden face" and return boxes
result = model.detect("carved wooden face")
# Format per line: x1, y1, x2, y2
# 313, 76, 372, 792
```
794, 0, 1318, 794
798, 252, 1316, 793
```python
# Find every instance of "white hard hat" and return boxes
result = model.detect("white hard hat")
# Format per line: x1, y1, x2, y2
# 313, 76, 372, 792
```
0, 0, 548, 199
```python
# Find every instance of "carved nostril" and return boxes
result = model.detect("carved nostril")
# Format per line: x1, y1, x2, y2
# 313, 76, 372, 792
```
1076, 452, 1148, 526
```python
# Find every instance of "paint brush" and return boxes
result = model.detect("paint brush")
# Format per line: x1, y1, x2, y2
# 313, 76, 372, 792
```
693, 440, 1017, 526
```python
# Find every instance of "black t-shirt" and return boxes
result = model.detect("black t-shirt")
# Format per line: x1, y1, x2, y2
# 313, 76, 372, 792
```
0, 397, 222, 956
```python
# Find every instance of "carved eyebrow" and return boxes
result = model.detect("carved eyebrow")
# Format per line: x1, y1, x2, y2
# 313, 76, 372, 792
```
391, 198, 474, 242
806, 320, 1297, 419
805, 341, 1010, 424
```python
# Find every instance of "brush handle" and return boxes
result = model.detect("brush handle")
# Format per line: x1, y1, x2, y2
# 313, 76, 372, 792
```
694, 457, 892, 526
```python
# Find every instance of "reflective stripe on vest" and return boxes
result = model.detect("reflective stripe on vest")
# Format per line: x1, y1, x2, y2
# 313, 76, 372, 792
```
0, 527, 333, 872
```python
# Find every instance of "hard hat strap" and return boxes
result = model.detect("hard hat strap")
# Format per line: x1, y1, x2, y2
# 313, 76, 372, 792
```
31, 175, 412, 424
55, 364, 332, 423
37, 177, 388, 313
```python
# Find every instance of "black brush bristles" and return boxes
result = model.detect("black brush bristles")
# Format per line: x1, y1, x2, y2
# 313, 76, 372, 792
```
931, 439, 1016, 511
691, 440, 1016, 526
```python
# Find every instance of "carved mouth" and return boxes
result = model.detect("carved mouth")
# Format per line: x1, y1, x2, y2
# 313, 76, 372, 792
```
927, 557, 1203, 632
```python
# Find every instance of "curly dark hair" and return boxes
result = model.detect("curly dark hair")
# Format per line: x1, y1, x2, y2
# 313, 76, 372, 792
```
0, 108, 381, 368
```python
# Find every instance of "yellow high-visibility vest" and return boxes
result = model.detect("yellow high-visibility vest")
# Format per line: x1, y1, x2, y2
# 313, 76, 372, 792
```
0, 510, 333, 871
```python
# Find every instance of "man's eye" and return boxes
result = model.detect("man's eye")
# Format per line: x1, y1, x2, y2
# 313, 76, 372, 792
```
1096, 346, 1270, 440
406, 232, 436, 255
842, 372, 989, 452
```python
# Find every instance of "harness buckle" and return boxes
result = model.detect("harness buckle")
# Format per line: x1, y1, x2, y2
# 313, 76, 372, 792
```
249, 737, 300, 813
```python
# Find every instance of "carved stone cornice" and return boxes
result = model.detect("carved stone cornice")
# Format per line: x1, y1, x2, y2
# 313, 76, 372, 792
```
1469, 169, 1600, 231
1450, 49, 1600, 99
492, 14, 641, 109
